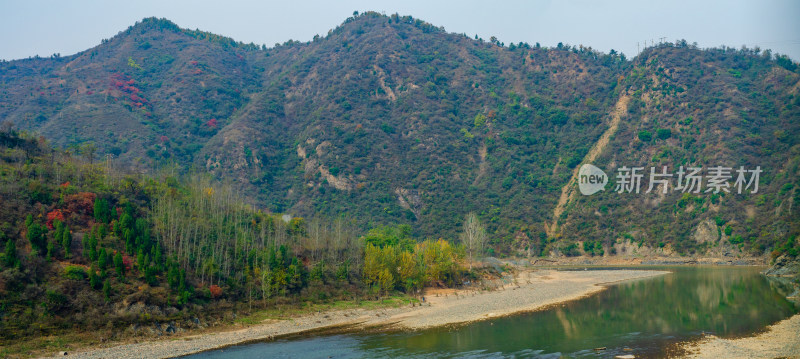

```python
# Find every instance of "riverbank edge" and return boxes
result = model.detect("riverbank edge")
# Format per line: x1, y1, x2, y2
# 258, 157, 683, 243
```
674, 257, 800, 359
676, 313, 800, 359
57, 269, 669, 359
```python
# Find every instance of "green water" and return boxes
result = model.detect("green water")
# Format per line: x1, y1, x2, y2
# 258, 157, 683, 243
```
185, 266, 797, 358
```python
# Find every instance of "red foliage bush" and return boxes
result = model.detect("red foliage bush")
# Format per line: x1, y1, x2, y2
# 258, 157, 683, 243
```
64, 192, 96, 216
205, 118, 217, 128
109, 73, 148, 108
122, 255, 134, 271
46, 209, 65, 229
209, 285, 223, 298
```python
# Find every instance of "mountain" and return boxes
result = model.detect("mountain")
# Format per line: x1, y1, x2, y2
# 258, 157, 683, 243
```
1, 12, 798, 257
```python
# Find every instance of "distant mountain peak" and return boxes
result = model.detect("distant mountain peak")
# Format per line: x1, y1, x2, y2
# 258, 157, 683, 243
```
121, 17, 182, 37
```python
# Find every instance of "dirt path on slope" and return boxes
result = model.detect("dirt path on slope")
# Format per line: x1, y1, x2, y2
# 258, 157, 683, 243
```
547, 94, 630, 237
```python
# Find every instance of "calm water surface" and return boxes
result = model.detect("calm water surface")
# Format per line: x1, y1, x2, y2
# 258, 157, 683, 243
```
185, 266, 797, 358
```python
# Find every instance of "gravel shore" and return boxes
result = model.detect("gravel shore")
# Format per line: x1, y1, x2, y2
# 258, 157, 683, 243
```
54, 269, 668, 359
681, 314, 800, 359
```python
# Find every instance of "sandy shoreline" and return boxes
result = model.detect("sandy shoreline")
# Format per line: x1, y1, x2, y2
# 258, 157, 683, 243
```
680, 313, 800, 359
56, 269, 668, 359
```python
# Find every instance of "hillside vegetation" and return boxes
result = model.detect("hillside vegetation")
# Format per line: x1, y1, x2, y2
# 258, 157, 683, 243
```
0, 128, 468, 350
0, 12, 798, 259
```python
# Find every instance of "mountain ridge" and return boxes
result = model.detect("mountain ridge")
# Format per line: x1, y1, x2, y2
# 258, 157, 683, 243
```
1, 12, 798, 257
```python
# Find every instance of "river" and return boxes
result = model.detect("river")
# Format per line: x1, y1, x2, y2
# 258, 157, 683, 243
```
184, 266, 797, 358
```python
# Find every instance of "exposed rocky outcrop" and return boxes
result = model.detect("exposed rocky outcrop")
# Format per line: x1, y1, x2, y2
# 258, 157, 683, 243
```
764, 254, 800, 277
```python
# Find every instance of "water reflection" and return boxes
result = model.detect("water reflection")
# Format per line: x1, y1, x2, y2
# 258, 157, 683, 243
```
186, 266, 797, 359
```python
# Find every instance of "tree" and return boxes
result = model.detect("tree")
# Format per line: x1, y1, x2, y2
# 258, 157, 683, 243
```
61, 226, 72, 258
419, 239, 459, 285
98, 248, 108, 270
362, 224, 414, 250
46, 237, 54, 260
287, 257, 306, 293
656, 128, 672, 140
377, 268, 394, 296
53, 220, 64, 243
397, 251, 419, 293
81, 142, 97, 165
336, 260, 349, 282
3, 239, 17, 268
102, 279, 112, 300
85, 233, 98, 261
26, 221, 47, 254
114, 251, 125, 278
363, 244, 382, 288
460, 212, 486, 270
94, 198, 111, 223
89, 266, 100, 289
136, 248, 145, 271
260, 266, 273, 306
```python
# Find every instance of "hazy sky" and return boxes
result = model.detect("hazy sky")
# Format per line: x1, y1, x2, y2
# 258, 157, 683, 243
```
1, 0, 798, 61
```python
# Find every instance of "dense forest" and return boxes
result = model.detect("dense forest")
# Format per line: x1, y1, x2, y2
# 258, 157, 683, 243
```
0, 12, 798, 259
0, 128, 470, 343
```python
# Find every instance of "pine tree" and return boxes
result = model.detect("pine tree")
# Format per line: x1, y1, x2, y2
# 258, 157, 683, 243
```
167, 264, 179, 288
144, 265, 157, 286
3, 239, 17, 268
94, 198, 111, 224
89, 265, 100, 289
46, 238, 54, 260
136, 248, 145, 271
98, 247, 108, 270
102, 279, 112, 300
61, 227, 71, 258
53, 220, 64, 243
114, 251, 125, 278
87, 234, 98, 261
152, 245, 162, 271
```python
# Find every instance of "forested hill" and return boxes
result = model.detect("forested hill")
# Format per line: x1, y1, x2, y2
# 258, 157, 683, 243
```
1, 12, 798, 257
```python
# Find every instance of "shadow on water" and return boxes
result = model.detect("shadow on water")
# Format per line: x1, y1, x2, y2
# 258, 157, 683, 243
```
184, 266, 797, 359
